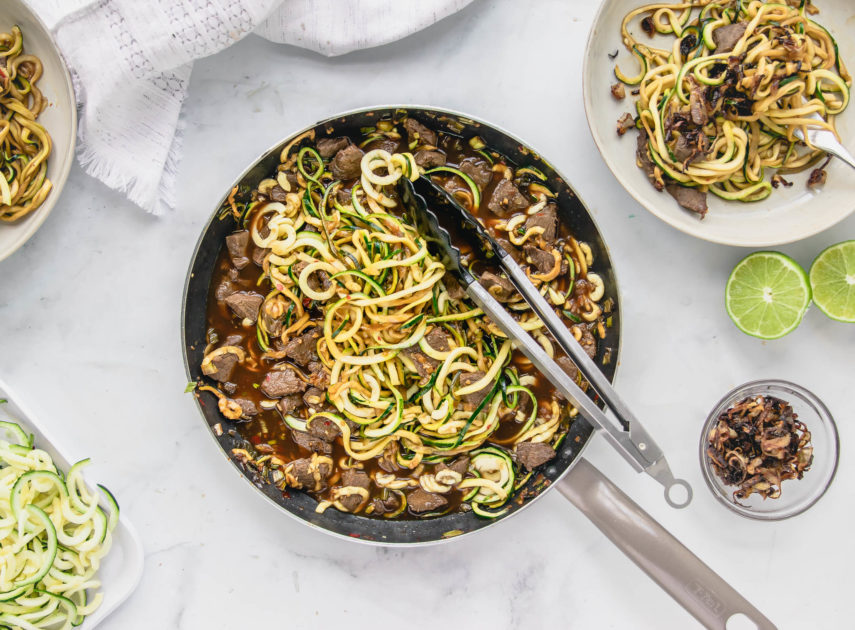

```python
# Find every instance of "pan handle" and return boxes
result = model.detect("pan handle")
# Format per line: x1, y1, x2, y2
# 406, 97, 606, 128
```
557, 459, 776, 630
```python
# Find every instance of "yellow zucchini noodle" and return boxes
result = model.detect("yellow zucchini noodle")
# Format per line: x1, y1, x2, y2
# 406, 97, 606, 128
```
209, 116, 610, 519
0, 26, 53, 222
0, 422, 117, 628
615, 0, 851, 204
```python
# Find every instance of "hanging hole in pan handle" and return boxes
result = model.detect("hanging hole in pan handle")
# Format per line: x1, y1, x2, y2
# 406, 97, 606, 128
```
665, 478, 693, 509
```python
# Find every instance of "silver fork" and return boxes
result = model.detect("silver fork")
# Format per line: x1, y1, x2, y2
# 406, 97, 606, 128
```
794, 110, 855, 170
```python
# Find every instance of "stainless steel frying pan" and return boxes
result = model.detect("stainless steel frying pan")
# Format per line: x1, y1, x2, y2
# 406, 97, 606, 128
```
182, 105, 775, 629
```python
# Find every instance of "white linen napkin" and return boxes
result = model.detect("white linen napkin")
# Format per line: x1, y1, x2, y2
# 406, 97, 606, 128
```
28, 0, 473, 215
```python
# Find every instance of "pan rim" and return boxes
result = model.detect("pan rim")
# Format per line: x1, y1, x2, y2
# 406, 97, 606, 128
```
181, 104, 624, 547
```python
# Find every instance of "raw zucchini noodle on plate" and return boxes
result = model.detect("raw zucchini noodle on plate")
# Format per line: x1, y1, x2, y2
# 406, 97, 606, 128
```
614, 0, 851, 215
0, 419, 117, 629
204, 114, 611, 520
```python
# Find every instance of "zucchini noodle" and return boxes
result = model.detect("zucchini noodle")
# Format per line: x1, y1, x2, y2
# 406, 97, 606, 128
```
0, 27, 53, 222
0, 421, 118, 628
616, 0, 851, 207
205, 115, 611, 519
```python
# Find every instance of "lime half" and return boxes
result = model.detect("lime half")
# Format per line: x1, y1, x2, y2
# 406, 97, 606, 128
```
725, 252, 811, 339
810, 240, 855, 323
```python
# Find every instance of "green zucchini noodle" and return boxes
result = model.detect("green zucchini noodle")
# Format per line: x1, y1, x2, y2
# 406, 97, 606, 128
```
615, 0, 851, 204
0, 422, 117, 627
207, 116, 610, 519
0, 26, 52, 222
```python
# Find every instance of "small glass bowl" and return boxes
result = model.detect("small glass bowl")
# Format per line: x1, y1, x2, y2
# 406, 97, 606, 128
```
699, 379, 839, 520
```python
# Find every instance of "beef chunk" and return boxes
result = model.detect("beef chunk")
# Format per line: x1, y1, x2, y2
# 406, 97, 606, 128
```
252, 246, 270, 267
278, 393, 304, 415
336, 187, 353, 206
401, 328, 451, 378
524, 245, 556, 275
402, 344, 440, 381
235, 398, 257, 418
488, 179, 529, 216
215, 280, 236, 301
261, 305, 284, 338
666, 183, 708, 218
515, 441, 556, 471
524, 204, 558, 244
339, 468, 371, 511
269, 183, 289, 202
479, 271, 515, 301
414, 149, 446, 168
576, 326, 597, 359
636, 129, 659, 187
206, 352, 238, 382
284, 456, 332, 491
687, 76, 709, 126
293, 261, 331, 293
260, 367, 307, 398
424, 327, 450, 353
330, 144, 364, 180
672, 132, 709, 165
303, 387, 326, 412
372, 493, 401, 515
307, 414, 340, 442
317, 137, 350, 159
307, 362, 330, 389
443, 273, 466, 300
366, 137, 400, 154
713, 22, 747, 53
403, 118, 437, 147
342, 468, 371, 490
438, 455, 470, 477
225, 292, 263, 323
501, 388, 535, 423
555, 355, 579, 383
408, 488, 448, 513
292, 430, 332, 454
495, 237, 525, 264
284, 458, 316, 489
458, 371, 490, 409
284, 328, 320, 366
402, 328, 449, 380
459, 158, 493, 189
225, 231, 251, 270
377, 442, 400, 473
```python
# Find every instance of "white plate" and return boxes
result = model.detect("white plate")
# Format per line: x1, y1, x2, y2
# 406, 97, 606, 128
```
0, 0, 77, 262
583, 0, 855, 246
0, 379, 144, 629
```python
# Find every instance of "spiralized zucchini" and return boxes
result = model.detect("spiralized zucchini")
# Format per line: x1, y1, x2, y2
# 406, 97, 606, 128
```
616, 0, 851, 203
215, 117, 608, 518
0, 421, 117, 629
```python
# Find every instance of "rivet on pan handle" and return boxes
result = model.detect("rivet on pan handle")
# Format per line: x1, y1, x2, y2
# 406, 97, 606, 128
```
558, 459, 776, 630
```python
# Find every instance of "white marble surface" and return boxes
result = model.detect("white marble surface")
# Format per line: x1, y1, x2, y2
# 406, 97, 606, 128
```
1, 1, 853, 628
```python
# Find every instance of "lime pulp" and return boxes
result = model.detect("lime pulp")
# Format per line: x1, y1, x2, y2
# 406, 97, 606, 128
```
725, 251, 811, 339
809, 240, 855, 323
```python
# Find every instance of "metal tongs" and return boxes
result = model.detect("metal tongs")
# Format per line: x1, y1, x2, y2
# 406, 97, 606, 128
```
398, 177, 693, 508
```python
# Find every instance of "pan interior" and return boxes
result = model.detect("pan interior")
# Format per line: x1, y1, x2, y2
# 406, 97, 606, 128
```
182, 107, 621, 544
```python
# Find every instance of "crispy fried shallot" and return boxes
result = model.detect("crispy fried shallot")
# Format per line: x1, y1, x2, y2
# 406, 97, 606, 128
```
707, 395, 813, 501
